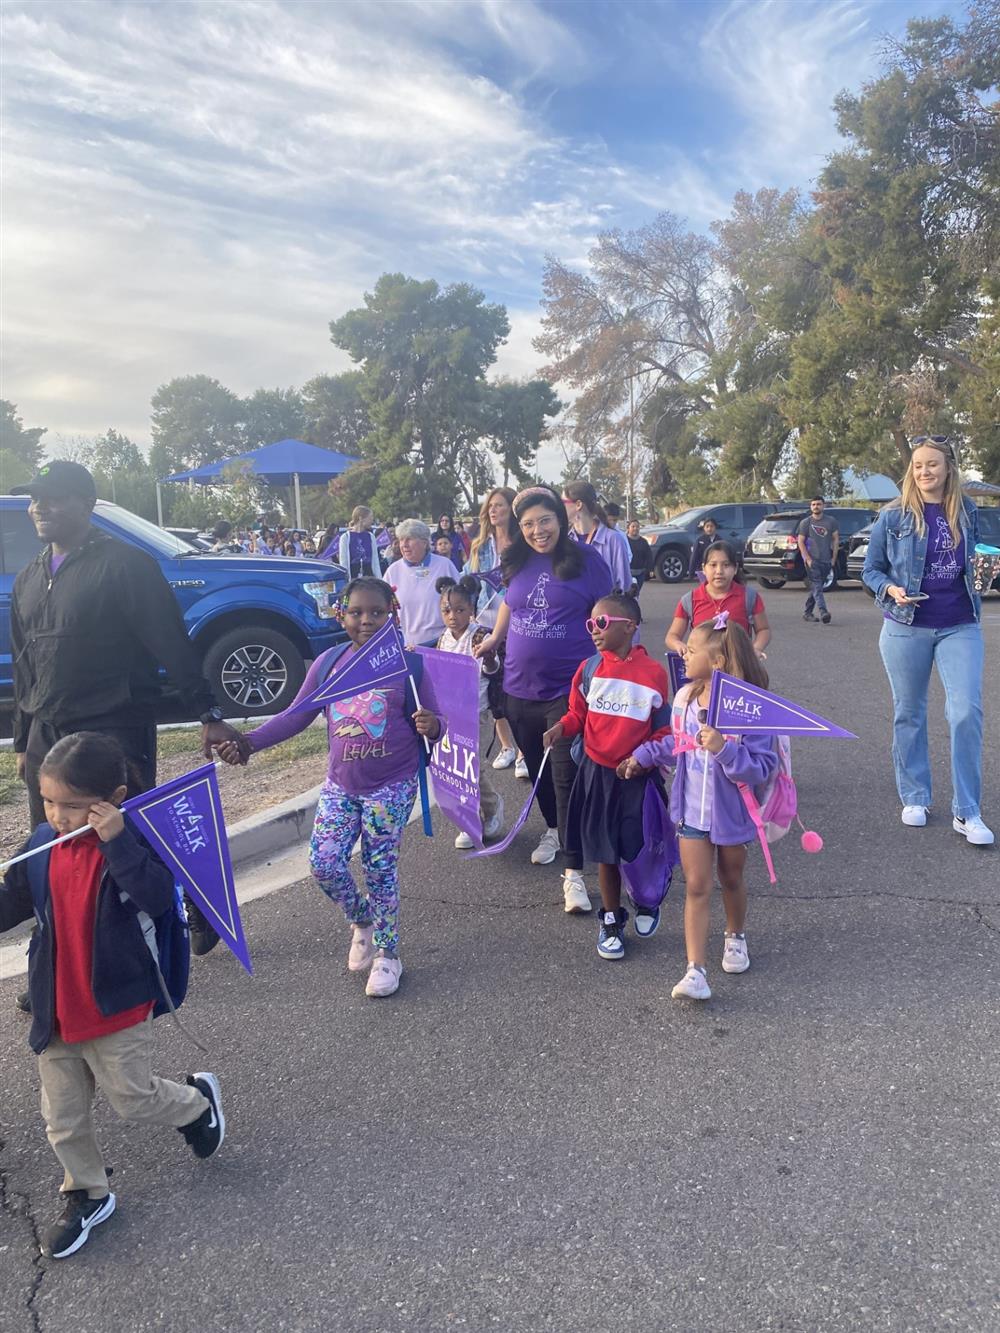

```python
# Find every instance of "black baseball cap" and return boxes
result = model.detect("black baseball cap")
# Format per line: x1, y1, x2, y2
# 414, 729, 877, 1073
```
11, 460, 98, 502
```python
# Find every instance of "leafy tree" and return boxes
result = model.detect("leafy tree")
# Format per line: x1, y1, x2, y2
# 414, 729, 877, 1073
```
480, 379, 563, 488
149, 375, 244, 476
330, 273, 512, 514
0, 401, 46, 490
242, 387, 306, 449
954, 278, 1000, 478
301, 371, 373, 456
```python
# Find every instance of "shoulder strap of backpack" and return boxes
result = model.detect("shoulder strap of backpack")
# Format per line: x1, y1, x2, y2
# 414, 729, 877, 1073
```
680, 590, 693, 619
579, 652, 602, 697
745, 583, 756, 621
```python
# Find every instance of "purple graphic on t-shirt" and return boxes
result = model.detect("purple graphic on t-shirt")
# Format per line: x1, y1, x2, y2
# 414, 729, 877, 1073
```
911, 503, 974, 629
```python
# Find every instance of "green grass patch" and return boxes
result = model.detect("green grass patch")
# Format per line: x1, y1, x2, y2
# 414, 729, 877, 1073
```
0, 720, 328, 805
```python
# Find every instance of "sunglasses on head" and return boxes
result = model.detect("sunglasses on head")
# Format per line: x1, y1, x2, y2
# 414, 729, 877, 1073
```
586, 615, 633, 633
910, 435, 955, 457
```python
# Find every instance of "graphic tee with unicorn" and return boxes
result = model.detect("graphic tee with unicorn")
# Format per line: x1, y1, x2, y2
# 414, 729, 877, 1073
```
912, 503, 975, 628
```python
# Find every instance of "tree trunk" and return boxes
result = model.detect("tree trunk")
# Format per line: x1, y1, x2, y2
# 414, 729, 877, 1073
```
891, 426, 910, 472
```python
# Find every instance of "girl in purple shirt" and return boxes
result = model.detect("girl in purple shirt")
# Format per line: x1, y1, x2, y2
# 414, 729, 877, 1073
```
219, 578, 440, 998
623, 618, 777, 1003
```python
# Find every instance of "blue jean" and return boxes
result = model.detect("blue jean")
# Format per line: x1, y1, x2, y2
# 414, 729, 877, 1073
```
804, 561, 831, 617
878, 620, 984, 818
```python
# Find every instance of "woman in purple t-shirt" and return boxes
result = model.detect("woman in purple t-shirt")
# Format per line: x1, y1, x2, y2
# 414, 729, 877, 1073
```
863, 437, 991, 845
475, 486, 613, 913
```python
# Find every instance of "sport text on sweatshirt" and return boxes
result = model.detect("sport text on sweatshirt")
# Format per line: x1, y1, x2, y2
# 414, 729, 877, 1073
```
558, 646, 671, 769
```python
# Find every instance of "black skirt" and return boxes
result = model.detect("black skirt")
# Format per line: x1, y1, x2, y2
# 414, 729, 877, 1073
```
565, 754, 655, 866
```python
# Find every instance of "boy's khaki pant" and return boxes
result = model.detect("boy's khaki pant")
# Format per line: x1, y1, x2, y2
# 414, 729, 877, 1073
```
38, 1015, 208, 1199
478, 708, 501, 827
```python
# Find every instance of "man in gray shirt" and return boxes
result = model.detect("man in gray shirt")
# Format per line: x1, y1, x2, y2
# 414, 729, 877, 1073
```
797, 497, 840, 624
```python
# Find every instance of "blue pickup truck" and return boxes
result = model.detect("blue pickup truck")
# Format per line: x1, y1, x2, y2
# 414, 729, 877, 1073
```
0, 496, 347, 717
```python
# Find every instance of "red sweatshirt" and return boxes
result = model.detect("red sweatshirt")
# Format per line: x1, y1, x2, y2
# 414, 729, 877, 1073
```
559, 646, 672, 769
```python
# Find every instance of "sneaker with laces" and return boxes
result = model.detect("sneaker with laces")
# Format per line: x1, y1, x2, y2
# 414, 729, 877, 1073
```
366, 951, 402, 997
492, 747, 516, 770
632, 903, 660, 937
454, 830, 474, 849
671, 963, 712, 1000
803, 612, 817, 622
820, 612, 832, 624
953, 814, 995, 846
531, 827, 560, 864
178, 1072, 225, 1159
722, 932, 750, 973
483, 798, 505, 842
515, 755, 530, 779
901, 805, 928, 827
186, 897, 220, 956
562, 869, 592, 914
597, 908, 628, 959
348, 922, 376, 970
43, 1190, 116, 1258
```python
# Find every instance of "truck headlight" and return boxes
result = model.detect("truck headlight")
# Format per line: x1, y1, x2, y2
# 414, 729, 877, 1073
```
303, 581, 340, 619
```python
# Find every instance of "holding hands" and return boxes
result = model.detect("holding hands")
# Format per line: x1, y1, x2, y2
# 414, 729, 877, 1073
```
216, 738, 249, 766
472, 633, 499, 660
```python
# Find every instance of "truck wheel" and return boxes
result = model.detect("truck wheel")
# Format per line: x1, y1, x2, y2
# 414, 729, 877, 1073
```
759, 576, 786, 589
655, 548, 687, 582
202, 627, 306, 717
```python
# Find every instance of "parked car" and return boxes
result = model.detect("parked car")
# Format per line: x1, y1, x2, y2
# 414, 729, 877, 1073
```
845, 522, 873, 583
742, 507, 877, 590
642, 503, 785, 583
0, 497, 347, 716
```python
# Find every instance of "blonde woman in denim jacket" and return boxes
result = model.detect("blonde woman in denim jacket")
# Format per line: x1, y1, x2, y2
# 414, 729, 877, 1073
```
863, 437, 992, 845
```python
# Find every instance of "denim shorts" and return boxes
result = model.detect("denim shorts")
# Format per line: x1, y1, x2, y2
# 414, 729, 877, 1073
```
677, 822, 711, 840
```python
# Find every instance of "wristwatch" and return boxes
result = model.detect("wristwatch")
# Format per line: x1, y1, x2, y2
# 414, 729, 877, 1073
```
199, 706, 225, 724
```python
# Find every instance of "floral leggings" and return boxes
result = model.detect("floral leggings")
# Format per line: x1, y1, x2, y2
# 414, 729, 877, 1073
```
308, 775, 418, 956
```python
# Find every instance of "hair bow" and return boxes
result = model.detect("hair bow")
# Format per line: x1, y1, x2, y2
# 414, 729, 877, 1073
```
712, 610, 730, 630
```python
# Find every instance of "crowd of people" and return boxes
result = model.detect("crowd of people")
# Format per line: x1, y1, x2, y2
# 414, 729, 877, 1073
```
1, 438, 993, 1260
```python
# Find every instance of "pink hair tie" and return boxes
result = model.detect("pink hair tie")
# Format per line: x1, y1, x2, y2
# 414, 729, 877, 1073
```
712, 610, 730, 630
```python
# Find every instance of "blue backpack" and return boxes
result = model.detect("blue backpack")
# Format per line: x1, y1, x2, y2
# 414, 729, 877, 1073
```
570, 653, 603, 764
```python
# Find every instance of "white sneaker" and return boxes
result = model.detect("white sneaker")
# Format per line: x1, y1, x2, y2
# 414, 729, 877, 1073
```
482, 798, 504, 841
953, 815, 995, 846
722, 933, 750, 974
671, 964, 712, 1000
901, 805, 928, 827
454, 830, 474, 849
515, 755, 530, 780
562, 869, 592, 914
531, 827, 560, 865
347, 923, 376, 972
492, 747, 516, 770
365, 951, 402, 997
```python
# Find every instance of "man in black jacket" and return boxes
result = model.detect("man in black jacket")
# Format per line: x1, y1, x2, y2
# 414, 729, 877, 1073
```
10, 461, 249, 967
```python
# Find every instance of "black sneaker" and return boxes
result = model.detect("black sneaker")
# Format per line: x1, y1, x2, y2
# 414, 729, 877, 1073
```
178, 1072, 225, 1158
821, 612, 832, 624
186, 897, 220, 956
43, 1190, 116, 1259
16, 989, 31, 1014
803, 613, 817, 622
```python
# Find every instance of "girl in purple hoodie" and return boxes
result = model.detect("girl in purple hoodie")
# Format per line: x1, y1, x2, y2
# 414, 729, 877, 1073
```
623, 617, 777, 1002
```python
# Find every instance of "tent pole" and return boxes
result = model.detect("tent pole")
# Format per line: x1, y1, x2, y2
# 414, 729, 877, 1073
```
293, 473, 302, 530
156, 482, 164, 527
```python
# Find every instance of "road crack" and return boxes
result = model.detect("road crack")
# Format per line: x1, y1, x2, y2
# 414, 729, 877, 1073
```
0, 1136, 45, 1332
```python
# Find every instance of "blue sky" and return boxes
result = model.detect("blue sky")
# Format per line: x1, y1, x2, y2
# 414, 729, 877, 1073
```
2, 0, 966, 477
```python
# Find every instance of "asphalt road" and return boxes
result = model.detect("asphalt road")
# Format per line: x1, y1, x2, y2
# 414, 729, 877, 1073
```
2, 580, 998, 1333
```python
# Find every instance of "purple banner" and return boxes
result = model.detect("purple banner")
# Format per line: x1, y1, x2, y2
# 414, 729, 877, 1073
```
290, 619, 408, 714
414, 648, 482, 845
666, 650, 689, 698
124, 764, 252, 974
464, 751, 549, 859
707, 670, 857, 739
621, 780, 677, 909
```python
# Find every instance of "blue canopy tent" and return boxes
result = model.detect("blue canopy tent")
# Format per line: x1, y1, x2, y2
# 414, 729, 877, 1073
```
161, 439, 360, 529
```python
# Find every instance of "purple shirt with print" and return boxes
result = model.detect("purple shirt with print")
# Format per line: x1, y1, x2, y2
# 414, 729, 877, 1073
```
903, 503, 974, 629
247, 643, 419, 796
503, 546, 613, 701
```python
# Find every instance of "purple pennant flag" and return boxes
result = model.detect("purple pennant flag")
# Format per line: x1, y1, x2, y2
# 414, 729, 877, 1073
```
414, 647, 483, 846
478, 566, 504, 592
707, 670, 857, 738
666, 650, 689, 698
290, 619, 408, 714
464, 751, 550, 859
620, 781, 677, 909
123, 764, 252, 974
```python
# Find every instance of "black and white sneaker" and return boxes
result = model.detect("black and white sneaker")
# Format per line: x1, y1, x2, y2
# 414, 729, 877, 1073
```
179, 1072, 225, 1159
43, 1190, 116, 1258
186, 898, 220, 956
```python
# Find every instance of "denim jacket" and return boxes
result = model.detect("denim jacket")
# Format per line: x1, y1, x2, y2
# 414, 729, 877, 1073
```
862, 498, 980, 626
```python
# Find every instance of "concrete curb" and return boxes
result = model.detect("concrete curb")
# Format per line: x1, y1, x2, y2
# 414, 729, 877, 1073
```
227, 783, 324, 867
